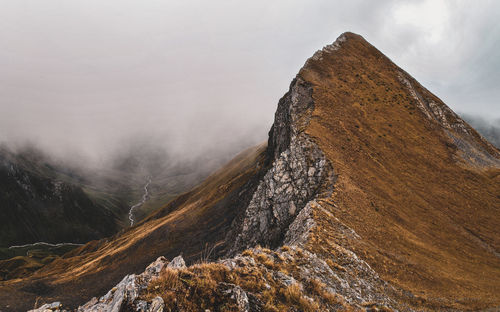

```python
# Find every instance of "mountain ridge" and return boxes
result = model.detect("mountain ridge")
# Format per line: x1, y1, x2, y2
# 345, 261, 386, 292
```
2, 32, 499, 311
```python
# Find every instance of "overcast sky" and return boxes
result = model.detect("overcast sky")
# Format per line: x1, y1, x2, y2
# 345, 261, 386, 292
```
0, 0, 499, 164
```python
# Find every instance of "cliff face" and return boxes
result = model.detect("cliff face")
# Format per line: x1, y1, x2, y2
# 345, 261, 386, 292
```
228, 77, 335, 253
4, 32, 500, 311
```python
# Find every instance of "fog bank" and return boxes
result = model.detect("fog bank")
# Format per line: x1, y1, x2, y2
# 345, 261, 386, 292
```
0, 0, 499, 167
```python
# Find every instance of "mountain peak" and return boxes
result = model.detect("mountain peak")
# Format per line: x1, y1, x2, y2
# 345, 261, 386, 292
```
300, 30, 500, 168
303, 32, 371, 68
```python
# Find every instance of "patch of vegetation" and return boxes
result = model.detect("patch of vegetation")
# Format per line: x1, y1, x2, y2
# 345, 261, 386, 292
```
143, 247, 357, 312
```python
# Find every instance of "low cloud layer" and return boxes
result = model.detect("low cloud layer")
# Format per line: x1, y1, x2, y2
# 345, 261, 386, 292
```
0, 0, 499, 166
460, 113, 500, 148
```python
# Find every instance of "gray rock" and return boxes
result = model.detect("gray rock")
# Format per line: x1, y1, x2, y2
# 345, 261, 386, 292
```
48, 302, 61, 310
77, 274, 136, 312
219, 283, 250, 312
274, 271, 297, 287
28, 302, 61, 312
135, 300, 148, 312
167, 255, 186, 269
77, 256, 171, 311
147, 297, 164, 312
144, 256, 168, 278
283, 200, 315, 246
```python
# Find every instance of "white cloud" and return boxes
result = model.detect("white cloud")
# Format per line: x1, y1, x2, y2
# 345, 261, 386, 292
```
393, 0, 450, 44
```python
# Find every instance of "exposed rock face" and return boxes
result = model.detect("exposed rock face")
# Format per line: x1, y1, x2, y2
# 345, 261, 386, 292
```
230, 134, 334, 252
283, 199, 316, 246
266, 78, 314, 161
229, 77, 335, 253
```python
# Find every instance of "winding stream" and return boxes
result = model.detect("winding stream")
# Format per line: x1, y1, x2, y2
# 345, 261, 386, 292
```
8, 241, 83, 249
128, 177, 152, 226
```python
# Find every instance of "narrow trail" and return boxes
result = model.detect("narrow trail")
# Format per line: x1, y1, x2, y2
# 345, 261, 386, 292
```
128, 177, 152, 226
8, 242, 83, 249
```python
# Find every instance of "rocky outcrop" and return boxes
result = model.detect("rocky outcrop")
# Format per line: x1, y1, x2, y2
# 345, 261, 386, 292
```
220, 245, 396, 311
229, 77, 335, 253
73, 256, 172, 312
59, 255, 258, 312
397, 72, 470, 134
306, 32, 347, 65
229, 133, 334, 252
266, 77, 315, 161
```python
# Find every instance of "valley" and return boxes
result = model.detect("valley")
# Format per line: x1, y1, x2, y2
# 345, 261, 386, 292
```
0, 144, 234, 285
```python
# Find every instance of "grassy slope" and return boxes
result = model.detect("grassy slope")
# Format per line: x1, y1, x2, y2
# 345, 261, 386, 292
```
301, 33, 500, 310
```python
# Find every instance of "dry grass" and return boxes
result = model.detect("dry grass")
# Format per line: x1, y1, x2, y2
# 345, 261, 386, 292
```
255, 252, 277, 270
145, 263, 239, 311
280, 283, 319, 312
301, 32, 500, 310
143, 247, 359, 312
326, 258, 346, 272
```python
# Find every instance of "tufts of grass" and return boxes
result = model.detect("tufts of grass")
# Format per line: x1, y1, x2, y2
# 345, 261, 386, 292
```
142, 246, 359, 312
280, 283, 320, 312
326, 258, 347, 272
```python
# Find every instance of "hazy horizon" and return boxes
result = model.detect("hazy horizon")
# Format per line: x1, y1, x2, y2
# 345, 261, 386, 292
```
1, 0, 499, 167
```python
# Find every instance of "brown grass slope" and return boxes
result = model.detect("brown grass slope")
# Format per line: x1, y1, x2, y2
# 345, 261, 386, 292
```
0, 144, 267, 310
301, 32, 500, 310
